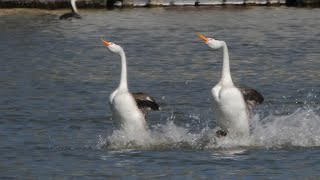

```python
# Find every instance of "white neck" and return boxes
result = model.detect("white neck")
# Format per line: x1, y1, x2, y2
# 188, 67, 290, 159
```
71, 0, 78, 14
118, 49, 128, 91
220, 41, 233, 86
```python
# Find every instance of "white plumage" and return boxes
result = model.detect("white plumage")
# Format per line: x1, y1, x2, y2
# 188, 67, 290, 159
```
101, 39, 160, 132
197, 33, 264, 137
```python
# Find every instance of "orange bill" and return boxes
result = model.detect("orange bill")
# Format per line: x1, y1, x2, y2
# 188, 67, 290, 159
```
196, 33, 209, 42
101, 39, 111, 46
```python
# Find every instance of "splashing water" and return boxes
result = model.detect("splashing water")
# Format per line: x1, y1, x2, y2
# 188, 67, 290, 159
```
98, 91, 320, 150
98, 121, 207, 150
251, 107, 320, 148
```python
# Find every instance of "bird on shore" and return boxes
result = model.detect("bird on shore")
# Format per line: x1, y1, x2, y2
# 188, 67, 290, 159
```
197, 33, 264, 138
59, 0, 81, 20
101, 39, 160, 132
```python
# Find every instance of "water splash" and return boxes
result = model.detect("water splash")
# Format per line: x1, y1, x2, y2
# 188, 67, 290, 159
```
98, 91, 320, 150
98, 121, 206, 150
251, 107, 320, 148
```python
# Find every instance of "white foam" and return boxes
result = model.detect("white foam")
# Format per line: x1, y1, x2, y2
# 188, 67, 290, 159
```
251, 107, 320, 148
98, 91, 320, 150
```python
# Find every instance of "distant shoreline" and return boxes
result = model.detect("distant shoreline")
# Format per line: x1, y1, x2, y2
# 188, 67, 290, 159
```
0, 0, 319, 8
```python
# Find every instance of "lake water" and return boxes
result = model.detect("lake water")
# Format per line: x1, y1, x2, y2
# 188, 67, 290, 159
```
1, 6, 320, 179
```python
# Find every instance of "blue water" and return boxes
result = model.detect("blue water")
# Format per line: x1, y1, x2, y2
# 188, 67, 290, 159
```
1, 7, 320, 179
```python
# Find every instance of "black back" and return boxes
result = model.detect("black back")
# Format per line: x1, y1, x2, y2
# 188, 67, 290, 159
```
132, 92, 160, 111
239, 87, 264, 112
59, 12, 81, 20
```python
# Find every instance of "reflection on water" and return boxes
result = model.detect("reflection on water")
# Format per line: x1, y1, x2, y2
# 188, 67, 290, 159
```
0, 6, 320, 179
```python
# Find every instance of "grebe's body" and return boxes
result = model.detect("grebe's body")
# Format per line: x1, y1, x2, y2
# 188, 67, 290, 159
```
110, 90, 146, 131
197, 33, 264, 137
101, 39, 159, 132
59, 0, 81, 20
212, 82, 250, 137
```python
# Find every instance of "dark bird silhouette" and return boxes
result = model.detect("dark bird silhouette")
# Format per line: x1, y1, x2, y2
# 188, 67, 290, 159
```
59, 0, 81, 20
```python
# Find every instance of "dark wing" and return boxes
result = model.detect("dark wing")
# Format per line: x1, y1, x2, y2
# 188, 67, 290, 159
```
59, 12, 81, 20
131, 92, 160, 112
239, 87, 264, 111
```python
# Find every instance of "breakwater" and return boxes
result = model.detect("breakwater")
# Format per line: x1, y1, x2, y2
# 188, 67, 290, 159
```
0, 0, 319, 8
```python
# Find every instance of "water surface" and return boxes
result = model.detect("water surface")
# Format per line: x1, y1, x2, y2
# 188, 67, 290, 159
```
1, 7, 320, 179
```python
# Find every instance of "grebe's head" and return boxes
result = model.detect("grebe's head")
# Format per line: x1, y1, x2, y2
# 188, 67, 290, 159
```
197, 33, 224, 49
101, 39, 123, 54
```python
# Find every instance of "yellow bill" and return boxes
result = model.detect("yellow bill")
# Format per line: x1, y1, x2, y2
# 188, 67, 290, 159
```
101, 38, 111, 46
196, 33, 209, 42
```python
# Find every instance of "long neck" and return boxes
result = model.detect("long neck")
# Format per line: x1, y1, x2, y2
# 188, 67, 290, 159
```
71, 0, 78, 14
118, 49, 128, 91
220, 41, 233, 86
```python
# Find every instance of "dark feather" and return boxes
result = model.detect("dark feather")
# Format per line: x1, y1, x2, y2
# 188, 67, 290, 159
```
131, 92, 160, 112
239, 87, 264, 110
59, 4, 81, 20
59, 12, 81, 20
